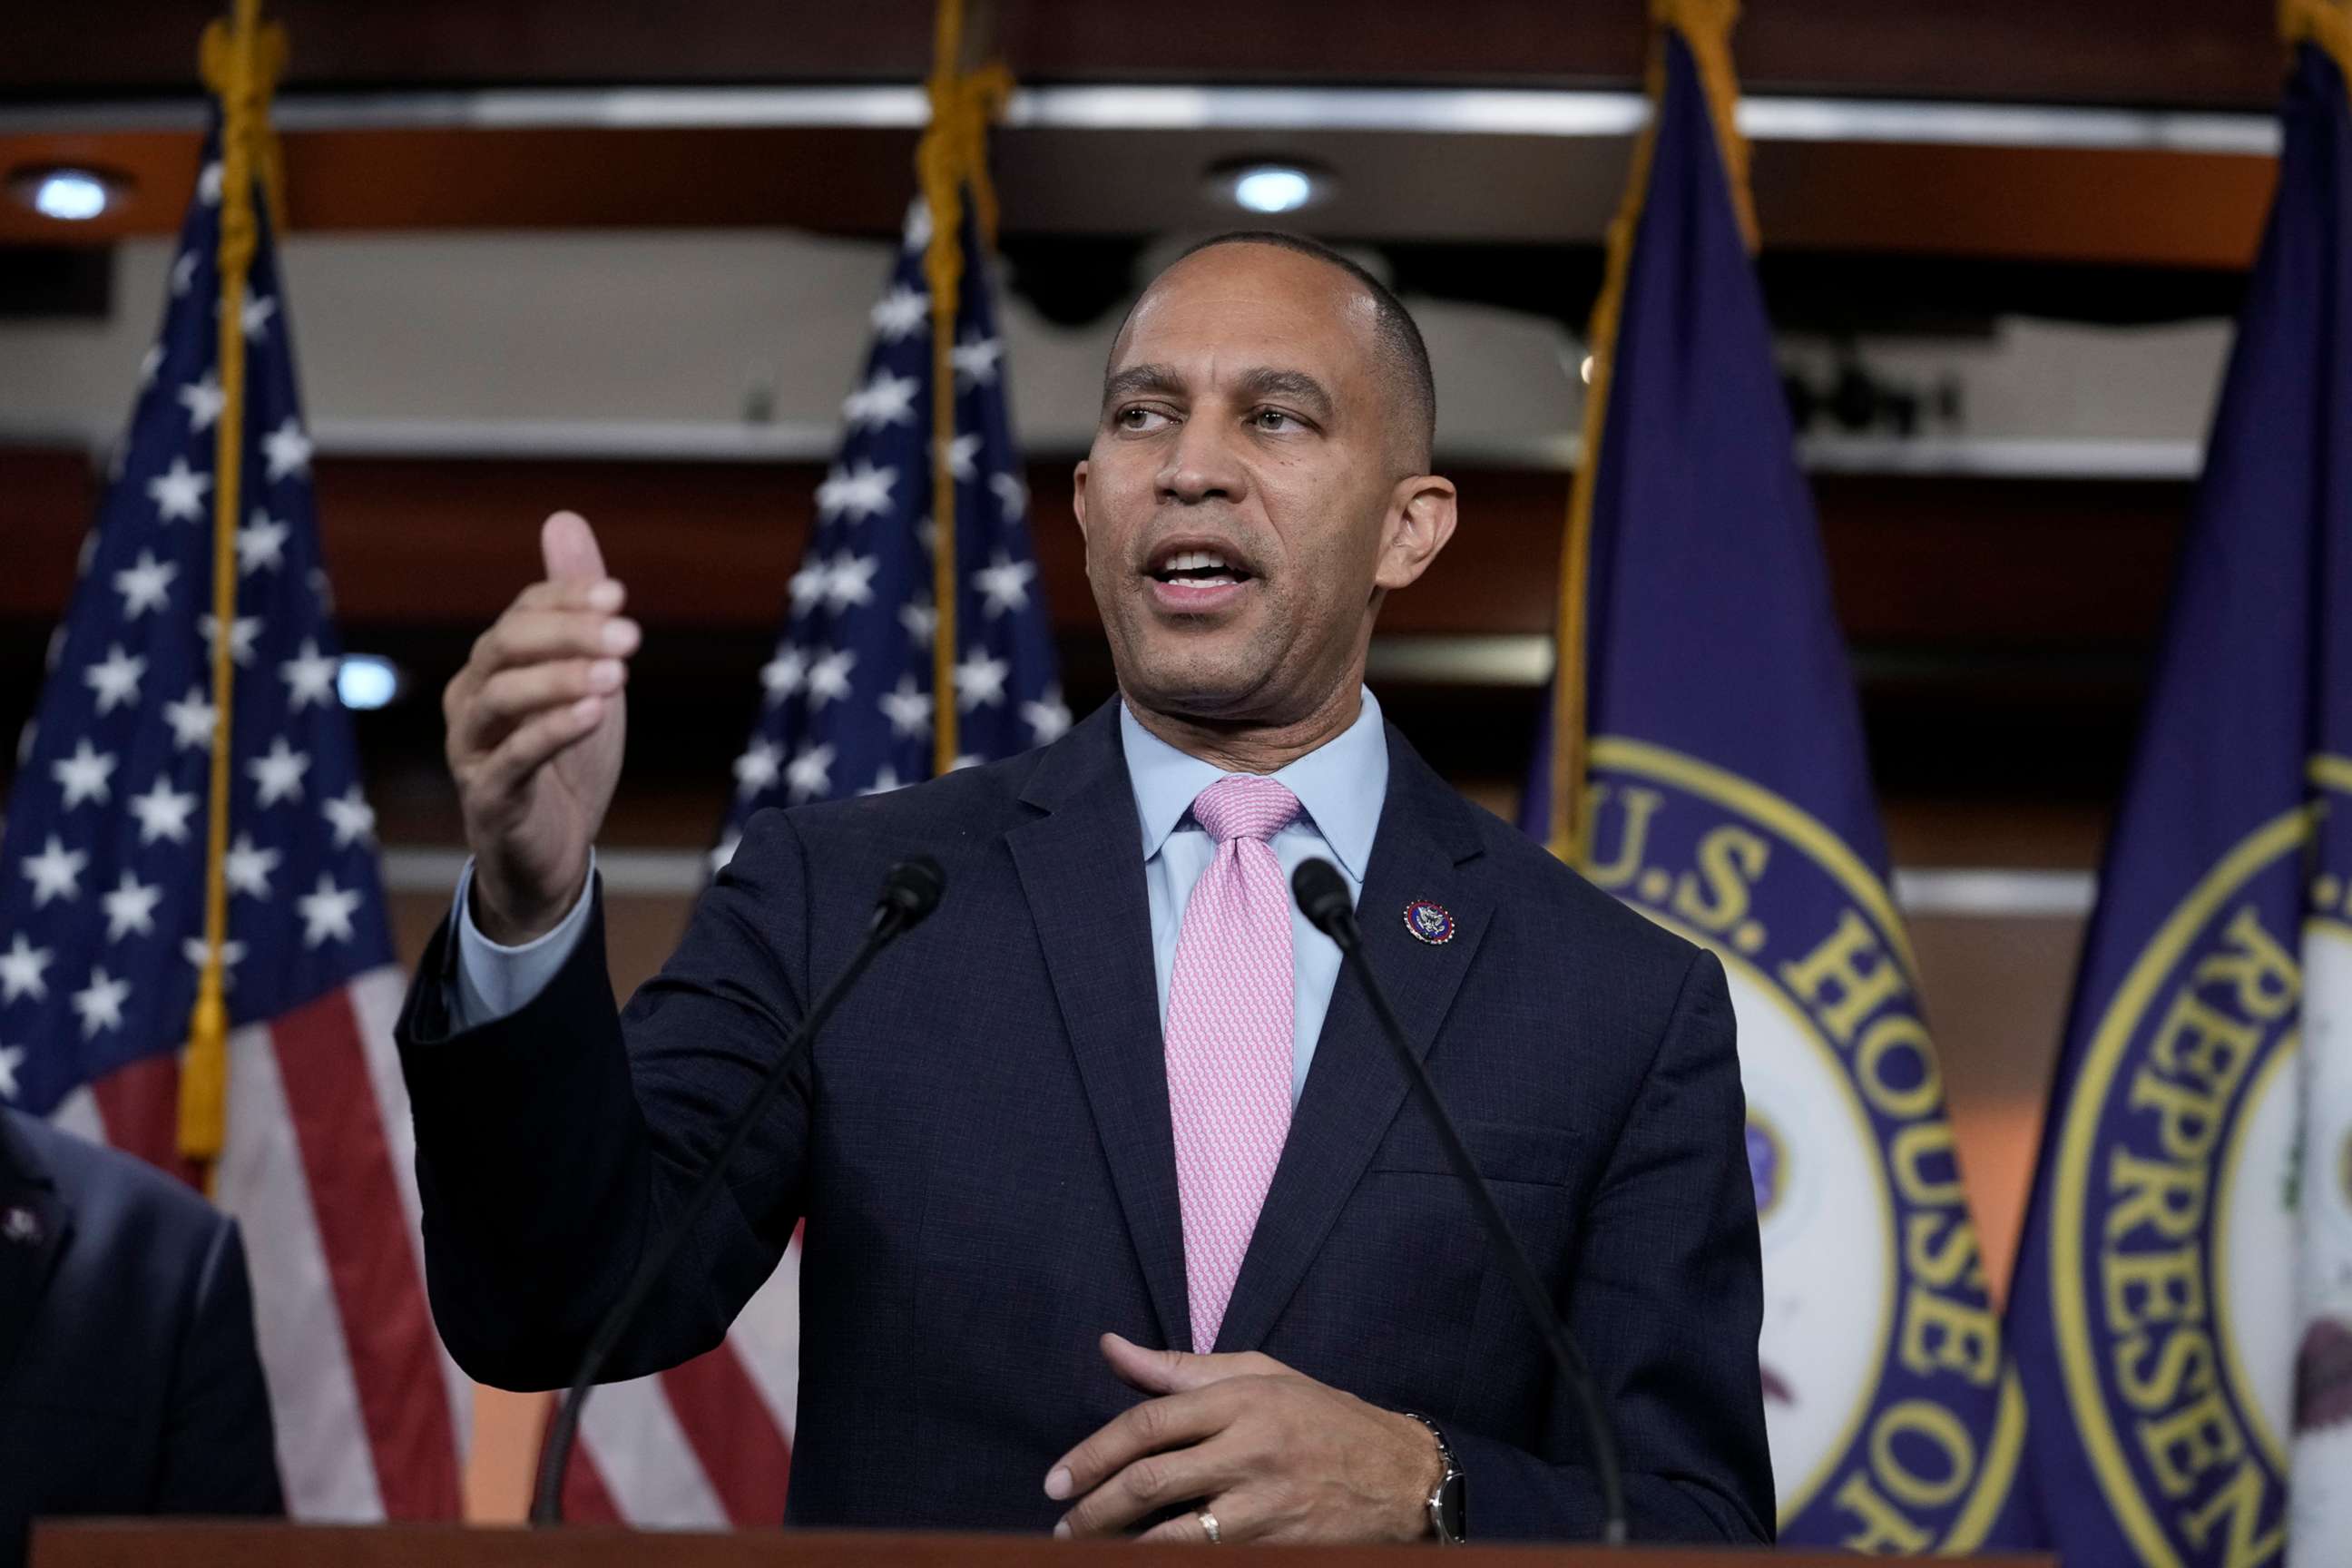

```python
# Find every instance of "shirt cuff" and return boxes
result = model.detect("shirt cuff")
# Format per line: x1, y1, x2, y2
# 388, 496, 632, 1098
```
450, 852, 598, 1027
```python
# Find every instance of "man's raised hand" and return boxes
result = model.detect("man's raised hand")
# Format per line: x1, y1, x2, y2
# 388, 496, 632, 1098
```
444, 511, 635, 945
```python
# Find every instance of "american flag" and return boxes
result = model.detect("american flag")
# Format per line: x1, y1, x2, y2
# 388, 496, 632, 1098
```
0, 121, 467, 1517
552, 194, 1063, 1526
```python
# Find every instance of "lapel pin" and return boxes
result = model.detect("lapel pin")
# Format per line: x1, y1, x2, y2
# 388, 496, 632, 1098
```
1403, 899, 1455, 946
1, 1205, 42, 1246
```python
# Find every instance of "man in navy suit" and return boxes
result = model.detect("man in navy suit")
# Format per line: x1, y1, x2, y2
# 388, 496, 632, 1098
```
398, 232, 1771, 1544
0, 1110, 281, 1563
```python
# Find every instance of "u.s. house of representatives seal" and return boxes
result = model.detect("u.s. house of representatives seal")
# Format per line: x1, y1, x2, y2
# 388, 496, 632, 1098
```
1583, 737, 2024, 1553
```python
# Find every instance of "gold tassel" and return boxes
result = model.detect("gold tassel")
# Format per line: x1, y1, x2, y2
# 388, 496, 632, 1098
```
1546, 0, 1758, 863
181, 1, 287, 1185
916, 0, 1011, 778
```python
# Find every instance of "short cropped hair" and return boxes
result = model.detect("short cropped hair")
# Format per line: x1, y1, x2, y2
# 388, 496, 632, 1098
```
1114, 230, 1437, 471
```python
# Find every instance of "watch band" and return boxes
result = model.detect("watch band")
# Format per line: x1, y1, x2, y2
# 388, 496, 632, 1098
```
1399, 1411, 1466, 1544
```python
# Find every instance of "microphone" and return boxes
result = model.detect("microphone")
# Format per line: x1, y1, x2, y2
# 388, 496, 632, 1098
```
531, 854, 946, 1525
1289, 858, 1630, 1546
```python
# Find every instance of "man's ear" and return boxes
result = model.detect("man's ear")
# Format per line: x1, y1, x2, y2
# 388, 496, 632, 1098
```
1072, 458, 1092, 547
1374, 473, 1458, 592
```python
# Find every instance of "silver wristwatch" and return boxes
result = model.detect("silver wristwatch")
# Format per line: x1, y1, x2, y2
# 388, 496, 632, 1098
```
1400, 1411, 1466, 1544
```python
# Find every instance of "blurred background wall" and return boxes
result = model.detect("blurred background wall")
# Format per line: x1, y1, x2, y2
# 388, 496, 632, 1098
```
0, 0, 2300, 1520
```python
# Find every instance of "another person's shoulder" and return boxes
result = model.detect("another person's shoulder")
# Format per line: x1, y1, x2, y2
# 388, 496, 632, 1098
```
5, 1110, 232, 1256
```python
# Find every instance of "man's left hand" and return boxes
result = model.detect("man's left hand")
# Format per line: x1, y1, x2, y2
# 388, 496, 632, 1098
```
1045, 1332, 1441, 1544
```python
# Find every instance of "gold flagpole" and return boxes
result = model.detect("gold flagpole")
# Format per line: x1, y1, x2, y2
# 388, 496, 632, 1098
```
181, 0, 287, 1186
916, 0, 1010, 777
1546, 0, 1756, 866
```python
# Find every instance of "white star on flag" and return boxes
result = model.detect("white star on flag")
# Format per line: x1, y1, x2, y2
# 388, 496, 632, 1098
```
785, 742, 837, 800
83, 644, 147, 713
170, 250, 199, 298
843, 369, 919, 431
240, 291, 279, 341
806, 649, 858, 709
0, 936, 53, 1004
859, 767, 905, 797
279, 638, 339, 711
138, 344, 164, 389
147, 456, 212, 523
817, 459, 899, 522
990, 470, 1029, 523
163, 686, 219, 750
899, 596, 938, 648
902, 197, 933, 251
954, 650, 1011, 710
181, 936, 247, 988
101, 871, 163, 941
225, 833, 281, 899
789, 559, 833, 615
1023, 688, 1074, 744
943, 433, 982, 483
70, 967, 130, 1039
297, 875, 362, 947
177, 370, 228, 432
322, 786, 377, 848
238, 512, 289, 574
975, 552, 1037, 617
733, 739, 783, 799
0, 1044, 21, 1101
952, 331, 1004, 387
197, 160, 223, 204
708, 830, 742, 876
20, 837, 87, 907
52, 741, 118, 809
870, 284, 929, 342
879, 675, 932, 740
822, 554, 880, 612
248, 737, 311, 807
760, 645, 807, 705
127, 775, 199, 846
261, 416, 312, 483
112, 551, 179, 619
200, 612, 263, 667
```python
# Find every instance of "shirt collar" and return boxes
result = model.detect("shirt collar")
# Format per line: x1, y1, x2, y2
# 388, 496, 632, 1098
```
1117, 688, 1387, 883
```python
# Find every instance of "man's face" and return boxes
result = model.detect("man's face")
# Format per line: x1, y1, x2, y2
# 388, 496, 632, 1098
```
1073, 244, 1447, 730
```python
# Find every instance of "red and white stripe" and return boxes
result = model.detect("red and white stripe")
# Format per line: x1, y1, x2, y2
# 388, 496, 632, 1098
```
52, 965, 469, 1519
559, 1235, 802, 1527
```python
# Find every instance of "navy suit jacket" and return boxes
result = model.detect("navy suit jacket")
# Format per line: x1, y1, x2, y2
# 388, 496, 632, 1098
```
397, 702, 1771, 1543
0, 1111, 281, 1564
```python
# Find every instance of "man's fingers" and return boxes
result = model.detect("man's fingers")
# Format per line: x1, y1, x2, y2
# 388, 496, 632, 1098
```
466, 694, 606, 804
470, 610, 640, 681
1134, 1500, 1240, 1545
1055, 1432, 1248, 1540
455, 658, 625, 756
540, 509, 609, 584
1100, 1331, 1287, 1396
1046, 1385, 1233, 1506
514, 575, 626, 615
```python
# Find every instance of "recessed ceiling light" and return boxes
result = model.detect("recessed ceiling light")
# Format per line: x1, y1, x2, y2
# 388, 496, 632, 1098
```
1215, 162, 1326, 216
9, 166, 124, 222
337, 653, 406, 711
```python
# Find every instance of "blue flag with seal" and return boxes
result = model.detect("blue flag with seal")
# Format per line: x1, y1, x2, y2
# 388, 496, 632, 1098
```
1523, 2, 2024, 1549
2004, 11, 2352, 1563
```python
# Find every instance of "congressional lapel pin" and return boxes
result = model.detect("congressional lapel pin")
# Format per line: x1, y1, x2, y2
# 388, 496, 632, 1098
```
1, 1205, 42, 1246
1403, 899, 1455, 946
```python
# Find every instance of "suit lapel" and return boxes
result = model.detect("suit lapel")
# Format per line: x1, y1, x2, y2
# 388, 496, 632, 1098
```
1007, 704, 1194, 1350
1212, 728, 1493, 1355
0, 1116, 72, 1396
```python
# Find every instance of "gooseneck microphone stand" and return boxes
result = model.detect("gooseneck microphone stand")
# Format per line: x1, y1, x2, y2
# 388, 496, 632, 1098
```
530, 856, 946, 1524
1291, 857, 1630, 1545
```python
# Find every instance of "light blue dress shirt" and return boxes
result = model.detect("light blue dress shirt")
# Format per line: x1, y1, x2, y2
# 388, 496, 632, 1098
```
453, 691, 1391, 1105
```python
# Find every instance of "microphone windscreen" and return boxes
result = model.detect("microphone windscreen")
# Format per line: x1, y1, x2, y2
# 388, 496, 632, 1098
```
878, 855, 946, 927
1290, 857, 1353, 935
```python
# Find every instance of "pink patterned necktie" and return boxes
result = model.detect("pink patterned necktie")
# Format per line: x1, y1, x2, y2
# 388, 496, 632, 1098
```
1164, 774, 1301, 1354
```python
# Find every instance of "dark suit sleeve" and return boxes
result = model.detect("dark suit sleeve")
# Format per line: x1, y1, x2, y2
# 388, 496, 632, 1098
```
396, 809, 814, 1390
154, 1219, 284, 1516
1444, 946, 1774, 1544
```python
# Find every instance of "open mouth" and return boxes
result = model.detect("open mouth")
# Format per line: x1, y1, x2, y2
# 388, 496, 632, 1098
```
1148, 547, 1256, 590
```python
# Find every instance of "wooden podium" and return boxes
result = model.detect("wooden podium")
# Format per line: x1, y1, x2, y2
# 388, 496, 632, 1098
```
31, 1523, 2057, 1565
